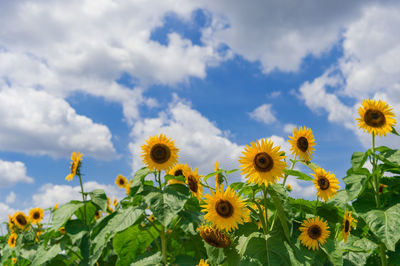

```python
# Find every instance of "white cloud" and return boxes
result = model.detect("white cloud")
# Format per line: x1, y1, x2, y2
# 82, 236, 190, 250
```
5, 192, 16, 204
283, 123, 296, 134
0, 159, 33, 187
248, 104, 277, 125
286, 176, 316, 200
0, 202, 15, 227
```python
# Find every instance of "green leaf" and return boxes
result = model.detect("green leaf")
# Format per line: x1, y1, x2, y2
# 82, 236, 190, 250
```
379, 148, 400, 166
225, 169, 239, 175
204, 170, 223, 181
284, 169, 313, 181
320, 239, 343, 266
130, 167, 152, 195
174, 255, 198, 266
342, 236, 377, 266
65, 219, 89, 244
164, 174, 186, 183
51, 201, 84, 230
131, 252, 162, 266
298, 161, 320, 170
31, 244, 62, 266
362, 203, 400, 251
74, 201, 98, 225
343, 174, 369, 201
88, 189, 108, 212
391, 126, 400, 136
268, 184, 291, 242
351, 151, 370, 170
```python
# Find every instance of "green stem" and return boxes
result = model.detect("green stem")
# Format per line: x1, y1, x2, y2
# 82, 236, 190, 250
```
379, 243, 387, 266
314, 197, 319, 215
371, 133, 381, 208
261, 186, 270, 266
77, 173, 87, 224
282, 160, 296, 186
146, 229, 161, 251
160, 227, 167, 264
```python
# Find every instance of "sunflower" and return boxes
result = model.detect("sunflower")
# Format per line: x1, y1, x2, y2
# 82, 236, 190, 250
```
94, 210, 102, 220
113, 197, 118, 207
8, 215, 15, 230
8, 233, 17, 248
141, 134, 179, 171
356, 99, 396, 136
342, 210, 357, 242
185, 167, 204, 200
12, 258, 17, 264
126, 180, 133, 195
54, 203, 59, 211
288, 126, 316, 161
13, 212, 29, 230
148, 214, 156, 223
115, 174, 127, 188
198, 224, 231, 248
311, 168, 340, 201
59, 227, 66, 234
202, 186, 248, 232
167, 164, 190, 185
35, 231, 42, 243
66, 151, 83, 181
28, 207, 44, 224
214, 161, 224, 190
239, 139, 287, 187
299, 216, 330, 251
379, 184, 388, 194
286, 184, 292, 192
197, 259, 209, 266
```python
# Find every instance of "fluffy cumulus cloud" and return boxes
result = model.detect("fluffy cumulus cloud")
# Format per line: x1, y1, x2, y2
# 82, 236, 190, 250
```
249, 104, 277, 125
0, 159, 33, 187
0, 202, 15, 226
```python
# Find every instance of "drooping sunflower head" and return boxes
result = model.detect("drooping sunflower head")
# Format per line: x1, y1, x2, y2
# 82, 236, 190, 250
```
66, 151, 83, 181
288, 126, 316, 161
28, 207, 44, 224
202, 186, 248, 232
214, 161, 225, 190
167, 164, 190, 185
141, 134, 179, 171
13, 211, 29, 230
35, 231, 42, 243
356, 99, 396, 136
198, 224, 231, 248
185, 168, 203, 200
239, 139, 287, 187
8, 233, 17, 248
342, 210, 357, 242
197, 259, 209, 266
311, 168, 340, 202
299, 216, 330, 251
8, 215, 15, 230
94, 210, 102, 220
126, 180, 133, 196
115, 174, 128, 189
113, 197, 118, 207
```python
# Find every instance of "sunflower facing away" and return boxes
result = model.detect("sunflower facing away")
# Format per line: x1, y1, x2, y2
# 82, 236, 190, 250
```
356, 99, 396, 136
311, 168, 340, 202
342, 210, 357, 242
66, 152, 83, 181
214, 161, 224, 190
288, 126, 316, 161
197, 259, 209, 266
198, 224, 231, 248
13, 211, 29, 230
299, 216, 330, 251
185, 167, 204, 200
239, 139, 287, 187
141, 134, 179, 171
167, 164, 190, 185
8, 215, 15, 230
8, 232, 17, 248
115, 174, 128, 188
28, 207, 44, 224
202, 186, 248, 232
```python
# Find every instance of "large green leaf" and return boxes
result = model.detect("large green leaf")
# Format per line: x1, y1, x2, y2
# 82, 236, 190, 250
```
343, 173, 369, 201
284, 169, 313, 181
31, 244, 62, 266
342, 236, 377, 266
379, 148, 400, 166
351, 151, 370, 170
130, 167, 152, 195
88, 189, 108, 212
362, 203, 400, 251
268, 184, 291, 241
131, 252, 162, 266
51, 201, 84, 230
320, 239, 343, 266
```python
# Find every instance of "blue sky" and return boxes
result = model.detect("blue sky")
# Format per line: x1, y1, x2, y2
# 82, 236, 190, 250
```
1, 0, 400, 225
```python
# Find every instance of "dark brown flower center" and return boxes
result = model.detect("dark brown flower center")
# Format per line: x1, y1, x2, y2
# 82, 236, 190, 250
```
33, 212, 40, 220
215, 200, 234, 218
297, 137, 309, 152
187, 175, 198, 193
174, 169, 183, 177
16, 214, 27, 226
318, 177, 330, 190
364, 109, 386, 128
150, 144, 171, 164
344, 220, 350, 233
200, 228, 231, 248
11, 237, 15, 244
307, 225, 322, 239
254, 152, 274, 172
119, 178, 125, 185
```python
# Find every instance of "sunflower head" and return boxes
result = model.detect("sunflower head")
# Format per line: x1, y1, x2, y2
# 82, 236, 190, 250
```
167, 164, 190, 185
113, 197, 118, 207
214, 161, 225, 190
8, 233, 17, 248
286, 184, 292, 192
115, 174, 128, 189
198, 224, 231, 248
141, 134, 179, 171
202, 186, 248, 232
149, 214, 156, 223
12, 258, 17, 264
185, 168, 204, 200
197, 259, 209, 266
299, 216, 330, 250
35, 231, 42, 243
288, 126, 316, 161
342, 210, 357, 242
8, 215, 15, 230
239, 139, 287, 187
66, 151, 83, 181
356, 99, 396, 136
311, 168, 340, 202
126, 180, 133, 196
94, 210, 102, 220
59, 226, 66, 235
28, 207, 44, 225
13, 211, 29, 230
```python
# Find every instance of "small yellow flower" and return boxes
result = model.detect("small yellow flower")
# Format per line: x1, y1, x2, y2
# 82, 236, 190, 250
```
379, 184, 388, 194
28, 207, 44, 224
288, 126, 316, 162
12, 258, 17, 264
149, 214, 156, 223
126, 179, 133, 195
286, 184, 292, 192
198, 224, 231, 248
115, 174, 128, 189
113, 197, 118, 207
215, 161, 224, 191
8, 233, 17, 248
54, 203, 59, 211
13, 212, 29, 230
35, 231, 42, 243
342, 211, 357, 242
197, 259, 209, 266
59, 226, 66, 234
94, 210, 102, 220
8, 215, 15, 230
66, 152, 83, 181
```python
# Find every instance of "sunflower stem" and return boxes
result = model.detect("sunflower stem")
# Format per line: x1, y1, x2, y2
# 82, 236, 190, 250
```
77, 170, 87, 225
261, 186, 271, 266
379, 243, 387, 266
160, 227, 167, 264
282, 160, 296, 186
371, 133, 381, 208
314, 197, 319, 215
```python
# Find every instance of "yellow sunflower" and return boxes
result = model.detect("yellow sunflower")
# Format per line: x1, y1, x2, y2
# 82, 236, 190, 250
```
167, 164, 190, 185
239, 139, 287, 187
214, 161, 224, 190
141, 134, 179, 171
8, 232, 17, 248
342, 210, 357, 242
66, 151, 83, 181
94, 210, 102, 220
288, 126, 316, 161
197, 259, 209, 266
126, 179, 133, 195
299, 216, 330, 251
185, 167, 204, 200
13, 212, 29, 230
148, 214, 156, 223
8, 215, 15, 230
202, 186, 248, 232
12, 258, 17, 264
311, 168, 340, 201
113, 197, 118, 207
35, 231, 42, 243
54, 203, 59, 211
198, 224, 231, 248
59, 226, 66, 234
28, 207, 44, 224
356, 99, 396, 136
115, 174, 128, 189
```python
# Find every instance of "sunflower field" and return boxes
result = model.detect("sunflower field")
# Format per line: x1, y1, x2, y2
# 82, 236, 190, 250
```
1, 99, 400, 266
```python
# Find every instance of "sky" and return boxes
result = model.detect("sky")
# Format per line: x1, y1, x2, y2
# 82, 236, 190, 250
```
1, 0, 400, 226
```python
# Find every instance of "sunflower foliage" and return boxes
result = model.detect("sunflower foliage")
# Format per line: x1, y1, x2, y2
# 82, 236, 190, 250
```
1, 99, 400, 266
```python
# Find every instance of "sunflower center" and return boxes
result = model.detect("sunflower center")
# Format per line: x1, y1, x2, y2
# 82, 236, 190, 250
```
307, 225, 322, 239
364, 109, 386, 127
344, 220, 350, 233
297, 137, 309, 152
318, 177, 330, 190
33, 212, 40, 220
215, 200, 234, 218
11, 237, 15, 244
254, 152, 274, 172
119, 179, 125, 185
16, 214, 27, 226
174, 169, 183, 176
150, 144, 171, 164
188, 175, 198, 192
